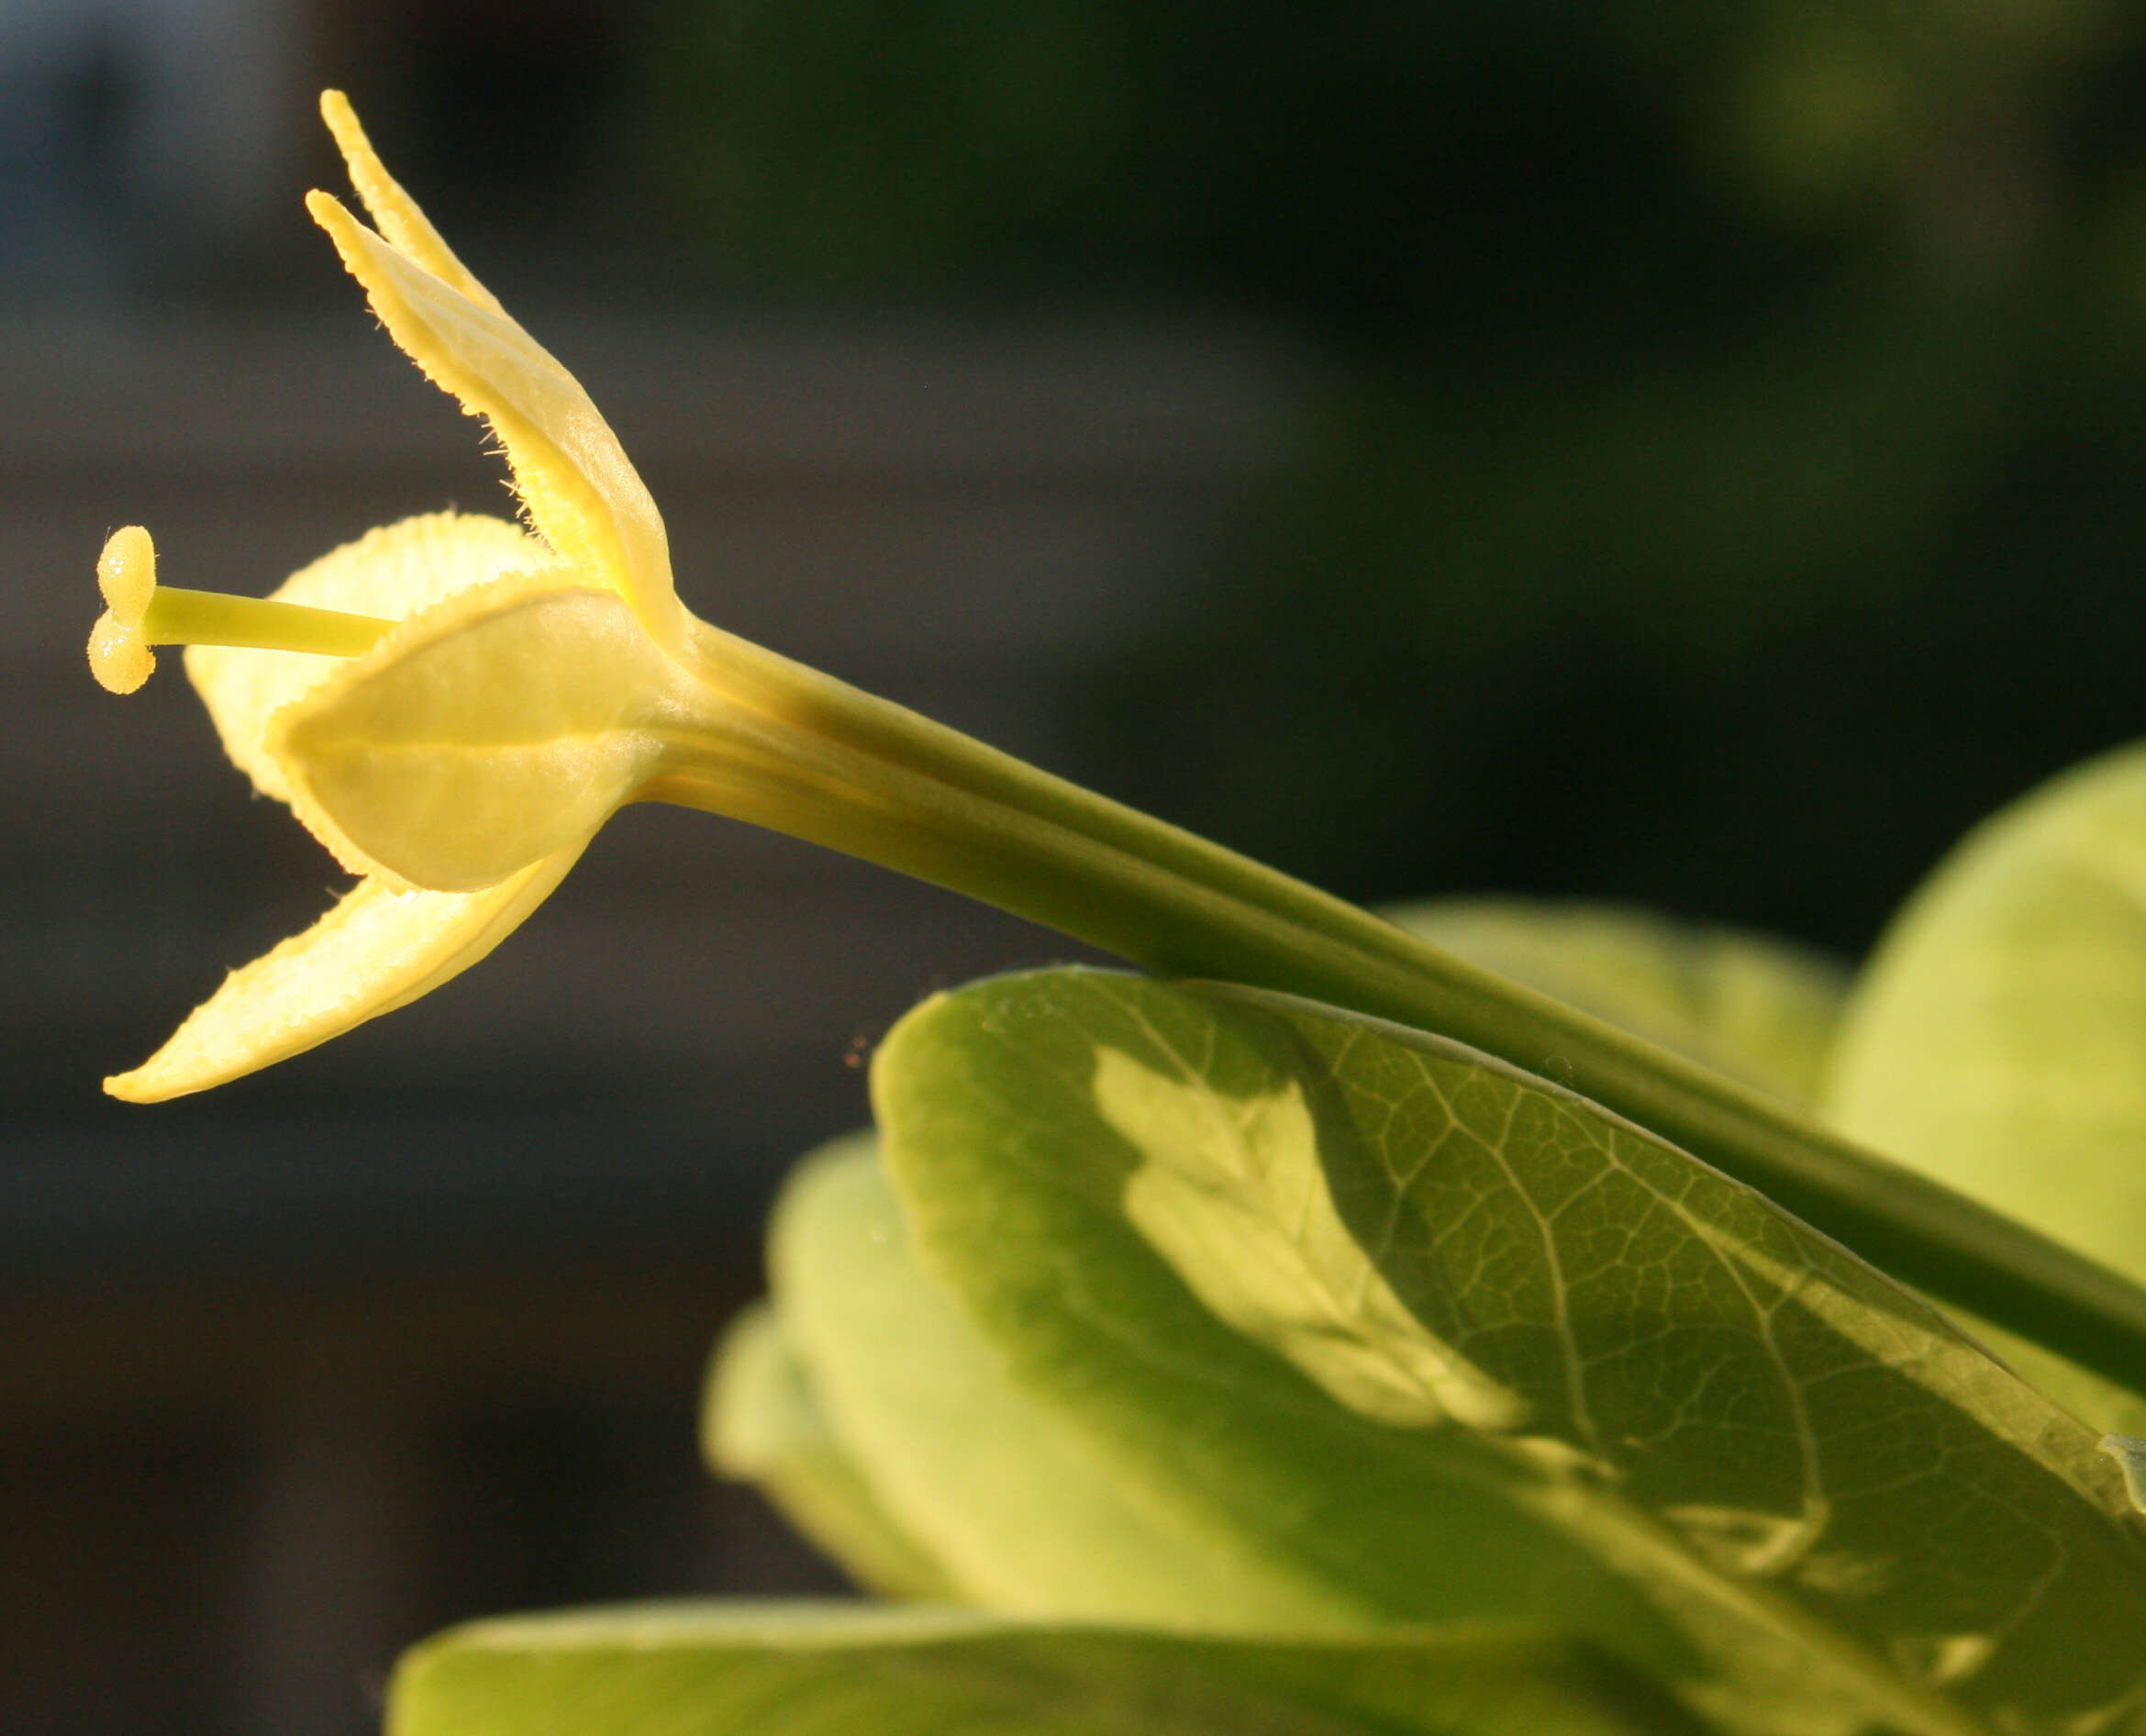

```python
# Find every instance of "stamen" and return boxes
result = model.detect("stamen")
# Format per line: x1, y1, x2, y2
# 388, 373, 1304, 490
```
89, 526, 394, 696
142, 588, 395, 657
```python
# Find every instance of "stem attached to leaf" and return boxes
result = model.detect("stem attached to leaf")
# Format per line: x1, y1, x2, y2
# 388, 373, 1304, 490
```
650, 620, 2146, 1397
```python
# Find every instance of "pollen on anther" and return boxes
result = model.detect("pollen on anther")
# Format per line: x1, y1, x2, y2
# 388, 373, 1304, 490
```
98, 526, 156, 616
89, 526, 158, 695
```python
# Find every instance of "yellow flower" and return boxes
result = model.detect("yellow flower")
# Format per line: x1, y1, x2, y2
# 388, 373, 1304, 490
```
79, 98, 2146, 1415
90, 92, 722, 1101
98, 90, 1185, 1107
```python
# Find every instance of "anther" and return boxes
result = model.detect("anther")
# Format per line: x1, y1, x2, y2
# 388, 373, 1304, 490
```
89, 528, 160, 694
89, 526, 395, 696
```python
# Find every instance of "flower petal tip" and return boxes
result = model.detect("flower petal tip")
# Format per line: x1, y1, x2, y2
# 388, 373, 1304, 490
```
317, 87, 357, 137
312, 92, 502, 315
101, 1066, 176, 1105
105, 849, 586, 1101
303, 186, 348, 235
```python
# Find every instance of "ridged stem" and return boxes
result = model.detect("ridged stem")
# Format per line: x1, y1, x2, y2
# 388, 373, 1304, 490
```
650, 621, 2146, 1394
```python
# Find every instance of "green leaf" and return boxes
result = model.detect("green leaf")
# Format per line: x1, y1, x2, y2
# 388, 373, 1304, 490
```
752, 1133, 1369, 1630
1384, 899, 1848, 1108
873, 968, 2146, 1736
703, 1296, 960, 1599
1826, 742, 2146, 1285
388, 1602, 1707, 1736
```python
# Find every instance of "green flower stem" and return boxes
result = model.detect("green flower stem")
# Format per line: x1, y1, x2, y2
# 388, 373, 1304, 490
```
654, 624, 2146, 1397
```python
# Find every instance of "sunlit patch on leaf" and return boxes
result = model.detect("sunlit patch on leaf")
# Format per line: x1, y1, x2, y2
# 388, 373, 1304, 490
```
873, 968, 2146, 1736
1097, 1045, 1530, 1433
1658, 1504, 1830, 1581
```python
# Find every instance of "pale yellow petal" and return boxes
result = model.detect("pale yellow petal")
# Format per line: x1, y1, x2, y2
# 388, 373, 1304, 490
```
272, 574, 691, 892
318, 90, 504, 316
103, 845, 584, 1103
305, 190, 688, 655
185, 512, 553, 806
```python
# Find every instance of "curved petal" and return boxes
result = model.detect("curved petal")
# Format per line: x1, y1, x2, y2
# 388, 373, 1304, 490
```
104, 844, 586, 1103
186, 512, 554, 805
318, 91, 504, 316
272, 574, 684, 893
304, 188, 688, 656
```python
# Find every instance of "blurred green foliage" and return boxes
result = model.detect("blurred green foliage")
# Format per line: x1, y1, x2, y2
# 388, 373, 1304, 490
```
630, 0, 2146, 951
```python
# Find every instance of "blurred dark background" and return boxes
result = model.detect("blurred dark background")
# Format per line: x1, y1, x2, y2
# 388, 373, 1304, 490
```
9, 2, 2146, 1731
